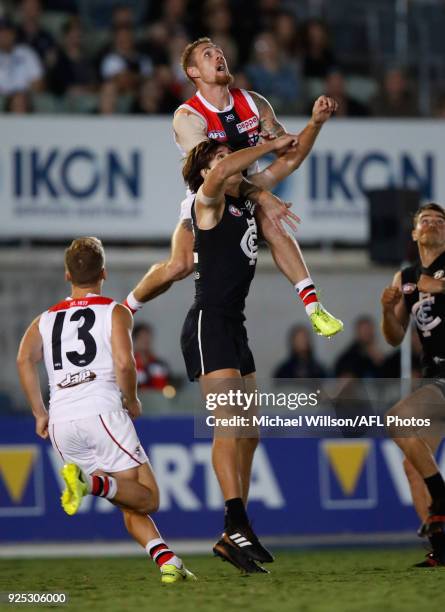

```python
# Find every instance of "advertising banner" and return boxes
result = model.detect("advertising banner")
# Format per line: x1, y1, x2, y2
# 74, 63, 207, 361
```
1, 415, 439, 543
0, 117, 442, 243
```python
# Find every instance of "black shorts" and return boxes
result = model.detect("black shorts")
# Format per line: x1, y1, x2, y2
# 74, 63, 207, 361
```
181, 307, 256, 381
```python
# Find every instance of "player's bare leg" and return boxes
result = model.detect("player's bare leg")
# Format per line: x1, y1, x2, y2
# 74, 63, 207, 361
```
237, 372, 259, 506
255, 207, 343, 337
388, 384, 445, 565
200, 368, 273, 571
61, 462, 196, 582
200, 368, 245, 501
127, 220, 194, 309
403, 458, 431, 523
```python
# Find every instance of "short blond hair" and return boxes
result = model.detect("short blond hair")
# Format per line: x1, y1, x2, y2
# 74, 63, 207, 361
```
181, 37, 213, 83
64, 237, 105, 286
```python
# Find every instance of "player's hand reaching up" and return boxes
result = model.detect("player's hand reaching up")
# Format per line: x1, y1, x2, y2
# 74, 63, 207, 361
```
312, 95, 338, 125
124, 397, 142, 420
381, 286, 403, 311
258, 191, 300, 236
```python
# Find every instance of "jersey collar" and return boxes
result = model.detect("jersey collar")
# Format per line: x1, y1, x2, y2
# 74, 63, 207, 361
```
196, 90, 234, 113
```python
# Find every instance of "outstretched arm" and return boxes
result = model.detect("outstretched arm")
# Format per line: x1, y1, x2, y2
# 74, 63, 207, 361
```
249, 96, 338, 190
198, 135, 296, 205
16, 316, 48, 439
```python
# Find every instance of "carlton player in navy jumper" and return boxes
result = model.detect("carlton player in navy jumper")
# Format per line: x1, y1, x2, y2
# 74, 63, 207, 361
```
126, 38, 343, 338
180, 133, 320, 572
381, 203, 445, 567
16, 238, 195, 585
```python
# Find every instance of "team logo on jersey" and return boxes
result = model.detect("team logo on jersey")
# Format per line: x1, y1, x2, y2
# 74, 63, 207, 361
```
248, 133, 260, 147
236, 116, 259, 134
434, 270, 445, 279
240, 218, 258, 266
208, 130, 226, 139
58, 369, 97, 389
402, 283, 416, 294
229, 205, 242, 217
224, 113, 235, 122
412, 293, 442, 337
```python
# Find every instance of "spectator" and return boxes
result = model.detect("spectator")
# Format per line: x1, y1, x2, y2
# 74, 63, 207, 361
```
203, 0, 238, 69
272, 9, 300, 64
97, 80, 117, 114
79, 0, 147, 30
232, 70, 252, 90
48, 17, 96, 96
334, 316, 384, 378
132, 323, 171, 391
4, 90, 33, 113
111, 4, 135, 29
166, 31, 191, 93
321, 69, 369, 117
371, 67, 419, 118
146, 0, 189, 38
301, 18, 336, 78
16, 0, 56, 67
101, 25, 153, 93
0, 16, 44, 95
246, 31, 301, 114
132, 76, 163, 114
274, 324, 327, 379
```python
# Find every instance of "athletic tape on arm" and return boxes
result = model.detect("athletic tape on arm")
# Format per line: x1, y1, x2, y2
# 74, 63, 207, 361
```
196, 186, 218, 206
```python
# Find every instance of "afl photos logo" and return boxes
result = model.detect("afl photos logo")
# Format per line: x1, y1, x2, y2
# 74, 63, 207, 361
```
412, 293, 442, 337
229, 205, 242, 217
240, 218, 258, 266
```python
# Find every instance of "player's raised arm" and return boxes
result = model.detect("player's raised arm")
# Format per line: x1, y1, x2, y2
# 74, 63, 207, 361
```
198, 135, 295, 204
16, 316, 48, 439
381, 271, 410, 346
111, 304, 141, 419
249, 96, 338, 190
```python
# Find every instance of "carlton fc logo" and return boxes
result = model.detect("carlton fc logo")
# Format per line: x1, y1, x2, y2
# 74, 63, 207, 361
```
412, 292, 442, 337
240, 218, 257, 266
229, 205, 242, 217
434, 270, 444, 279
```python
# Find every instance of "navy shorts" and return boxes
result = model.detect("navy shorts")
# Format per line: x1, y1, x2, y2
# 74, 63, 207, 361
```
181, 307, 256, 381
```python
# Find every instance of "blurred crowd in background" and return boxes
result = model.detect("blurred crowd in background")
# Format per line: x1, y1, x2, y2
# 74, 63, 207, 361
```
0, 311, 421, 413
0, 0, 444, 117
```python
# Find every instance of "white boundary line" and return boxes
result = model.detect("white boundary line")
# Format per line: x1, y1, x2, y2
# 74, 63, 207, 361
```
0, 532, 420, 559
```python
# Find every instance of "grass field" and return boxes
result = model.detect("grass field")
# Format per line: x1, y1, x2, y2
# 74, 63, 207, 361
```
1, 548, 445, 612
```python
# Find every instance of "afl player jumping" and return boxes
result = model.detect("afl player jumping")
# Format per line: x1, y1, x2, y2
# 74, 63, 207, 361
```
125, 38, 343, 338
180, 133, 316, 572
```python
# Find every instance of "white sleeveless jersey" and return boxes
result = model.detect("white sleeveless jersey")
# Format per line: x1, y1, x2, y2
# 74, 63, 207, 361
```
39, 294, 123, 423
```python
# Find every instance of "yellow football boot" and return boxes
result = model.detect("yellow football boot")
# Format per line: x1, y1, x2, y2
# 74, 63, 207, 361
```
309, 305, 344, 338
160, 564, 197, 584
60, 463, 88, 515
